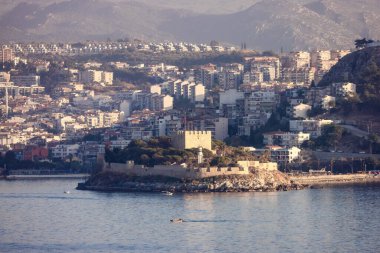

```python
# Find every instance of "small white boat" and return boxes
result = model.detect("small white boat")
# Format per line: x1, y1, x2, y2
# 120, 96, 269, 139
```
162, 191, 173, 196
64, 191, 71, 194
170, 218, 184, 223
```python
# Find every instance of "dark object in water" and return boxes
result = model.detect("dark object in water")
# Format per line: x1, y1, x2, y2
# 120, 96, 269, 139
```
170, 218, 184, 223
310, 185, 323, 189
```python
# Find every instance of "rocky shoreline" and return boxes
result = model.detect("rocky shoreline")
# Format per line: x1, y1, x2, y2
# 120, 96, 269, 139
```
77, 170, 304, 193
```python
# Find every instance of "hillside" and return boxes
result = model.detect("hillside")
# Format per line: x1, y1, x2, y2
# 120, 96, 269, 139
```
160, 0, 361, 51
0, 0, 379, 50
0, 0, 175, 42
319, 46, 380, 119
319, 46, 380, 88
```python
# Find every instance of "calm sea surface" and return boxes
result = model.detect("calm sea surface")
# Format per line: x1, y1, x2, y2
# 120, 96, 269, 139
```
0, 179, 379, 253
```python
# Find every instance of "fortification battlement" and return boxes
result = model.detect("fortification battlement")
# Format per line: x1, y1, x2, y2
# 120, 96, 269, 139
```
174, 130, 212, 136
197, 167, 246, 173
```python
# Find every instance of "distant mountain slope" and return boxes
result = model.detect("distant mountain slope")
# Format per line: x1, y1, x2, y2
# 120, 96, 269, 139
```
160, 0, 361, 50
0, 0, 174, 42
0, 0, 379, 50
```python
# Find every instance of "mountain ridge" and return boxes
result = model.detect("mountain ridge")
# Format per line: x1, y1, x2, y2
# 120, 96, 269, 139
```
0, 0, 379, 50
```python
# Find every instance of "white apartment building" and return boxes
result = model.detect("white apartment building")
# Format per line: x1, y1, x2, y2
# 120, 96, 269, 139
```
292, 103, 311, 119
217, 71, 241, 90
291, 51, 311, 68
80, 70, 113, 85
10, 75, 40, 86
321, 95, 336, 109
168, 80, 205, 102
252, 146, 301, 164
190, 83, 205, 102
151, 94, 173, 111
51, 144, 80, 159
219, 89, 244, 108
109, 139, 131, 150
101, 71, 113, 85
270, 146, 301, 163
85, 111, 123, 128
331, 82, 356, 97
289, 119, 333, 138
150, 85, 162, 95
263, 132, 310, 147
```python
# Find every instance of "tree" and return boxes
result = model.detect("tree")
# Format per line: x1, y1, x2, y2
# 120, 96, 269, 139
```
259, 150, 271, 163
368, 134, 380, 154
355, 38, 374, 49
210, 156, 231, 167
4, 151, 17, 172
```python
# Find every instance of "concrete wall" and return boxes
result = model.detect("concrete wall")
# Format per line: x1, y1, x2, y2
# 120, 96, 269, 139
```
237, 161, 278, 171
290, 174, 374, 185
196, 166, 249, 177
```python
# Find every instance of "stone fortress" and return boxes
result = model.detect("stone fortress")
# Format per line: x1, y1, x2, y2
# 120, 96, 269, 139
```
171, 130, 212, 151
102, 130, 277, 179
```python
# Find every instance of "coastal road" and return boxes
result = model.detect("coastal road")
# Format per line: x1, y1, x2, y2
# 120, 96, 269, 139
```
313, 151, 380, 161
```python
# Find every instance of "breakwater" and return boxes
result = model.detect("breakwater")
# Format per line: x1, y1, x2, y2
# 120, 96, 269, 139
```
290, 174, 380, 185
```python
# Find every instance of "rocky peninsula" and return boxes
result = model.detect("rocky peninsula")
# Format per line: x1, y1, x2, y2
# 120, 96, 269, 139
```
77, 169, 303, 193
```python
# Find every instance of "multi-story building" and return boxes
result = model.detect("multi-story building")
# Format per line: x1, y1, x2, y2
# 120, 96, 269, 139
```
168, 80, 205, 102
189, 83, 205, 102
245, 56, 281, 80
80, 70, 113, 85
321, 95, 336, 110
290, 51, 311, 68
281, 68, 316, 85
330, 50, 350, 60
0, 82, 45, 97
311, 50, 331, 68
292, 103, 311, 119
0, 46, 14, 64
331, 82, 356, 97
23, 145, 49, 161
252, 146, 301, 164
260, 65, 276, 82
289, 119, 333, 138
194, 64, 217, 89
0, 72, 10, 82
263, 131, 310, 147
217, 70, 242, 90
185, 117, 229, 141
10, 75, 40, 86
51, 144, 80, 159
150, 94, 173, 111
101, 71, 113, 85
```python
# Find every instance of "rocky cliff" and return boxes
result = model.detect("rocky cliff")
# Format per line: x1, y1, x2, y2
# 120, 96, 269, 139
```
78, 169, 303, 192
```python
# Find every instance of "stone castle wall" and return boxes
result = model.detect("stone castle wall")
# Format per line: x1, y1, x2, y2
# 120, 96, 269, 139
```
104, 160, 277, 179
